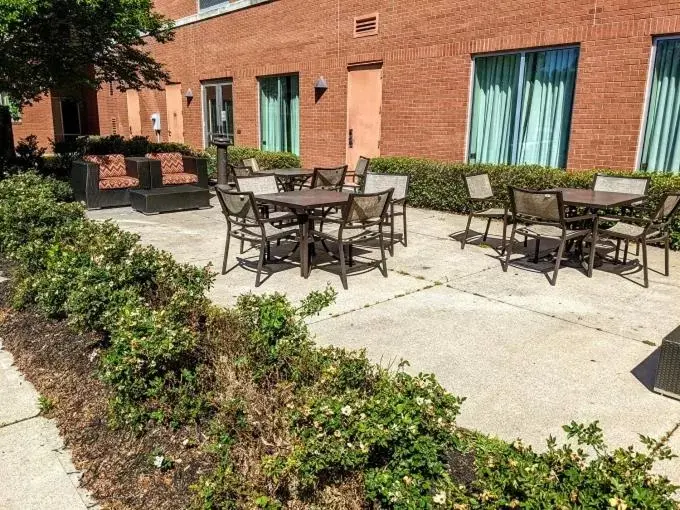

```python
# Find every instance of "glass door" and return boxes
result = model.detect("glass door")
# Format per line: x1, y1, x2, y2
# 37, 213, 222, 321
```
202, 80, 234, 147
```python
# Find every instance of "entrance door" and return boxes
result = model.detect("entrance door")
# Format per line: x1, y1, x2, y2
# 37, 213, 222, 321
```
165, 83, 184, 143
346, 63, 382, 170
126, 90, 142, 136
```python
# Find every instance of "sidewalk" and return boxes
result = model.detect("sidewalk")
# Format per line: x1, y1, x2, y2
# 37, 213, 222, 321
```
0, 299, 96, 510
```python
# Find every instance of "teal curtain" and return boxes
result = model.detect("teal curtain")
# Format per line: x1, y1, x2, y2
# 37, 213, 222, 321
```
517, 48, 578, 168
468, 54, 520, 165
640, 39, 680, 173
259, 75, 300, 155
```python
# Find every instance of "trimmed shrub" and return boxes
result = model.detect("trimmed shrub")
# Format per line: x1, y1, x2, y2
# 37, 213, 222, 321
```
203, 145, 301, 177
371, 157, 680, 249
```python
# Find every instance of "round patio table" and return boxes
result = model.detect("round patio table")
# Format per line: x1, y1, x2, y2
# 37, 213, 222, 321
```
270, 168, 314, 191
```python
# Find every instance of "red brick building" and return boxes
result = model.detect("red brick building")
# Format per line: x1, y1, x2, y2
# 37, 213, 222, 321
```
13, 0, 680, 172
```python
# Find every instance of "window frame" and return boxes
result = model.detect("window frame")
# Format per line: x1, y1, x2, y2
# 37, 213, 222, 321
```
466, 44, 580, 168
201, 78, 234, 148
635, 35, 680, 171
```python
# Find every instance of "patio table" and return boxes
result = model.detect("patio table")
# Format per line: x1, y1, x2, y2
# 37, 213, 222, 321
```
270, 168, 314, 191
551, 188, 646, 209
256, 189, 349, 277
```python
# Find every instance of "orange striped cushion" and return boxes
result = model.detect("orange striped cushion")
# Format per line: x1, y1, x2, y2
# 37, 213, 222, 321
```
146, 152, 184, 174
83, 154, 126, 178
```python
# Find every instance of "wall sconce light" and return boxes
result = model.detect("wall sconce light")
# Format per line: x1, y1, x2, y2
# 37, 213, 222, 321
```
185, 88, 194, 106
314, 76, 328, 103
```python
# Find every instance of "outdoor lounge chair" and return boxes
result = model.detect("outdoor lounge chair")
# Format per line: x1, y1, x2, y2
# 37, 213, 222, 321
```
72, 154, 150, 209
503, 187, 598, 286
310, 189, 393, 289
215, 187, 299, 287
363, 172, 410, 255
146, 152, 209, 188
595, 193, 680, 287
461, 173, 509, 252
343, 156, 371, 192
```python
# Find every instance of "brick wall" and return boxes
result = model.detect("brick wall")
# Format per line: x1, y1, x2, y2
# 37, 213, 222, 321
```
90, 0, 680, 169
11, 95, 55, 149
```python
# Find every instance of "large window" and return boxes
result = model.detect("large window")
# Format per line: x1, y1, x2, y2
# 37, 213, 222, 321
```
203, 80, 234, 147
468, 47, 579, 168
259, 74, 299, 155
639, 38, 680, 173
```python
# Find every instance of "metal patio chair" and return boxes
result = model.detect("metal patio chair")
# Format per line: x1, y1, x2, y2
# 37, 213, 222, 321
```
311, 165, 348, 191
363, 172, 410, 255
595, 193, 680, 288
215, 187, 299, 287
503, 187, 598, 286
461, 173, 510, 252
242, 158, 261, 173
310, 189, 393, 289
343, 156, 371, 192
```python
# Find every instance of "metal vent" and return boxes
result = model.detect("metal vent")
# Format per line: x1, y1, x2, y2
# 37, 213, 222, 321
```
111, 117, 117, 135
354, 13, 378, 38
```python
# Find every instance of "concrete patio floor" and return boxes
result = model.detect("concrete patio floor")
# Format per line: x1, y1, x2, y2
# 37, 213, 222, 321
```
88, 197, 680, 482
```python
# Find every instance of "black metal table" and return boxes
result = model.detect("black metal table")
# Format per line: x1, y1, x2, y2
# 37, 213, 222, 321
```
130, 185, 211, 215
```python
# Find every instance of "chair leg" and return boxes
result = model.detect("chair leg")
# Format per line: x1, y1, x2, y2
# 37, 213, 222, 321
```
378, 229, 388, 277
641, 238, 649, 288
551, 236, 567, 286
524, 235, 528, 247
635, 241, 640, 256
461, 213, 473, 249
349, 244, 354, 267
533, 237, 541, 264
587, 230, 598, 278
240, 239, 245, 254
665, 238, 670, 277
623, 240, 629, 264
255, 242, 266, 287
389, 203, 395, 256
500, 214, 508, 255
266, 242, 271, 263
503, 224, 517, 272
338, 240, 348, 290
483, 217, 491, 242
402, 205, 408, 247
222, 227, 231, 275
614, 239, 621, 263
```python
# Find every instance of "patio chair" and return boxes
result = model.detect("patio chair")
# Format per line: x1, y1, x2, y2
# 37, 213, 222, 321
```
215, 187, 299, 287
503, 187, 598, 286
242, 158, 261, 173
146, 152, 209, 188
311, 166, 348, 191
343, 156, 371, 192
72, 154, 151, 209
363, 172, 410, 255
222, 164, 252, 189
310, 189, 393, 289
595, 193, 680, 288
461, 173, 509, 252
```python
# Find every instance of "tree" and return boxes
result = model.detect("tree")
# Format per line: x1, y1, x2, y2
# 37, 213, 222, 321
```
0, 0, 175, 168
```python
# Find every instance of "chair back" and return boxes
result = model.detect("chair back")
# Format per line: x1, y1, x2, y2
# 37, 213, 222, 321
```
236, 174, 279, 195
464, 173, 494, 200
363, 172, 409, 202
355, 156, 371, 178
229, 164, 253, 180
215, 186, 261, 227
243, 158, 261, 173
652, 193, 680, 224
592, 174, 649, 195
146, 152, 185, 175
311, 166, 348, 190
344, 189, 393, 225
509, 187, 564, 224
83, 154, 127, 178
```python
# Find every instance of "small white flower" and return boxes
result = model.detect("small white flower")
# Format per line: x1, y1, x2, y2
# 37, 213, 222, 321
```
415, 397, 425, 405
88, 349, 99, 362
433, 491, 446, 505
153, 455, 164, 468
341, 405, 352, 416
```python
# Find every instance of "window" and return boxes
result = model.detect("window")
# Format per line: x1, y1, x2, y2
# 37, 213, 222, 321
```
60, 98, 82, 142
0, 93, 21, 123
639, 38, 680, 173
202, 80, 234, 147
199, 0, 227, 11
468, 47, 579, 168
259, 74, 299, 155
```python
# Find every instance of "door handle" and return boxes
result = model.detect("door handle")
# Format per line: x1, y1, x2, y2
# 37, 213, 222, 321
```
348, 129, 353, 148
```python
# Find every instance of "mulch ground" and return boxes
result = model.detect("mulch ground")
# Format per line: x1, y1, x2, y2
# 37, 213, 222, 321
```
0, 261, 214, 510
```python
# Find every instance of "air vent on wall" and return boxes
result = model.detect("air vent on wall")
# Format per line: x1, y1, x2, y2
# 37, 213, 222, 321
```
111, 117, 117, 135
354, 13, 378, 38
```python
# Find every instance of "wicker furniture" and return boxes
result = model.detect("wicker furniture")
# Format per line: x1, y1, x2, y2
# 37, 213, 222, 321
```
461, 173, 509, 252
343, 156, 371, 192
311, 166, 348, 191
146, 152, 209, 188
363, 172, 410, 255
595, 193, 680, 287
504, 187, 598, 286
654, 325, 680, 401
242, 158, 261, 173
309, 190, 393, 289
130, 185, 210, 215
215, 187, 299, 287
72, 154, 150, 209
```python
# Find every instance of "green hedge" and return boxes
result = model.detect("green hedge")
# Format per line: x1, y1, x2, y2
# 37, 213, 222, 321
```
203, 145, 301, 177
1, 173, 678, 509
371, 157, 680, 249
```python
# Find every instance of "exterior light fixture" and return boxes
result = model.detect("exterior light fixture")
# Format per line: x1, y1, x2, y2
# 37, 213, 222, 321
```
185, 88, 194, 106
314, 77, 328, 103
